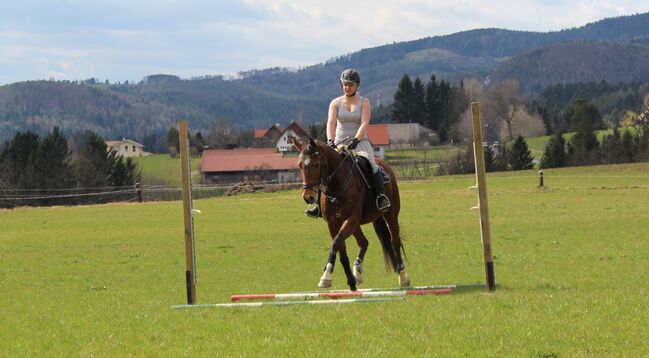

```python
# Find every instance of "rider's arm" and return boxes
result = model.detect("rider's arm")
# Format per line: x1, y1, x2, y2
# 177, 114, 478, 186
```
326, 98, 338, 141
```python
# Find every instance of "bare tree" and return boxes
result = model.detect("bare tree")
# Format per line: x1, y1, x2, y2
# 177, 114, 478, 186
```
207, 118, 238, 148
485, 80, 523, 142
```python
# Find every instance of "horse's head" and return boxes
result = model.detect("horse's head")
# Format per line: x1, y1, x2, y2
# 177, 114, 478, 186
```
294, 137, 325, 205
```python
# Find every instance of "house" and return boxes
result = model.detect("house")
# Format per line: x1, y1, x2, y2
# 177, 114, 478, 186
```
366, 124, 389, 159
275, 121, 310, 153
387, 123, 437, 148
201, 148, 299, 184
105, 138, 147, 157
254, 123, 284, 147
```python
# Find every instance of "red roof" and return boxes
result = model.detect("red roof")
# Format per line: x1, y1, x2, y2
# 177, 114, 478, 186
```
201, 148, 298, 173
285, 121, 309, 137
367, 124, 389, 145
254, 129, 268, 138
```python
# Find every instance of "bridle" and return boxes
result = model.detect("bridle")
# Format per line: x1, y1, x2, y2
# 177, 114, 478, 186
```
300, 145, 356, 205
300, 150, 326, 190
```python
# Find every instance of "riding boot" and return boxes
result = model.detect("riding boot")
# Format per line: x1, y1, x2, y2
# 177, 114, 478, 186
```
372, 169, 391, 213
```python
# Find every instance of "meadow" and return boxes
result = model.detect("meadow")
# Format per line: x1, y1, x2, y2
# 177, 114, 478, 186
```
1, 162, 648, 356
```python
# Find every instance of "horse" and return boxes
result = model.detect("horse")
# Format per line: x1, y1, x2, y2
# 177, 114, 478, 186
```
294, 137, 410, 291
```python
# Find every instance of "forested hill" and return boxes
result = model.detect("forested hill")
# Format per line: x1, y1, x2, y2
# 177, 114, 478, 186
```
1, 12, 649, 143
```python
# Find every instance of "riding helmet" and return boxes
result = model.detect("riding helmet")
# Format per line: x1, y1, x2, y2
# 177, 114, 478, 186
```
340, 69, 360, 85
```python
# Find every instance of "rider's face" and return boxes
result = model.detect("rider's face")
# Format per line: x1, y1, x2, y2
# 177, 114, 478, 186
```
342, 82, 358, 96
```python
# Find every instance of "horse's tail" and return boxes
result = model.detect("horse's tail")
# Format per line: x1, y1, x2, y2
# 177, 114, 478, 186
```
373, 217, 400, 272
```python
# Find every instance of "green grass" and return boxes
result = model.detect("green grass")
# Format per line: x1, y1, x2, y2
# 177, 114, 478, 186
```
133, 154, 201, 185
2, 162, 648, 356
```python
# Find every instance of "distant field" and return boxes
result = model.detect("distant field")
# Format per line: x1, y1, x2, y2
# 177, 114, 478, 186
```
133, 154, 201, 185
2, 162, 648, 356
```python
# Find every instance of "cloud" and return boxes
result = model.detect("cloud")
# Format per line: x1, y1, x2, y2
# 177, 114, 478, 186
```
1, 0, 649, 84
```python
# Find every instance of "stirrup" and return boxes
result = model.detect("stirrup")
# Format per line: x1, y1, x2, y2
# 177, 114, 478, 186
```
305, 206, 320, 218
376, 194, 391, 213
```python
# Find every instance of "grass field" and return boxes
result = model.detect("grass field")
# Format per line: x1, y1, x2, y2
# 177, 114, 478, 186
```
3, 162, 648, 356
133, 154, 202, 185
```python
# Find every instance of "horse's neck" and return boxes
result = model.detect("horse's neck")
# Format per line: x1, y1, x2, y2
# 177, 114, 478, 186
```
322, 146, 351, 186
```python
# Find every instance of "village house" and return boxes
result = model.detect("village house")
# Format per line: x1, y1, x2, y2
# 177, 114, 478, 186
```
386, 123, 437, 148
105, 138, 147, 157
253, 123, 284, 147
275, 121, 310, 153
366, 124, 389, 159
201, 148, 299, 184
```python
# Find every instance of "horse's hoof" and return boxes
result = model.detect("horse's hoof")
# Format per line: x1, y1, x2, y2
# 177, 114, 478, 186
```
398, 270, 411, 288
318, 278, 332, 288
352, 265, 363, 286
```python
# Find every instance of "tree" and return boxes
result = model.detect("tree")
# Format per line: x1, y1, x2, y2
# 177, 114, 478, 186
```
206, 118, 238, 148
32, 127, 75, 189
540, 132, 567, 168
391, 74, 414, 123
425, 75, 440, 130
509, 135, 535, 170
0, 131, 40, 188
486, 80, 523, 142
566, 99, 601, 166
74, 133, 113, 188
167, 127, 180, 155
412, 77, 426, 125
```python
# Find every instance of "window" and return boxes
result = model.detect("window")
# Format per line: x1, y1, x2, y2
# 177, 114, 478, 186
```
133, 145, 136, 152
374, 146, 379, 152
124, 145, 129, 152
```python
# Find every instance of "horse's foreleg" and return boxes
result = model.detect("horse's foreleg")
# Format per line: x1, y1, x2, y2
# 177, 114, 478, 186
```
352, 229, 369, 286
338, 243, 357, 291
318, 219, 358, 289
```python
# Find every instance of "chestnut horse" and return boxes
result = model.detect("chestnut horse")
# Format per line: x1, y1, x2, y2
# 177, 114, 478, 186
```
294, 137, 410, 291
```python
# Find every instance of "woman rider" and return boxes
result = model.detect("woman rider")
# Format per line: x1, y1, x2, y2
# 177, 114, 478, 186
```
305, 69, 390, 217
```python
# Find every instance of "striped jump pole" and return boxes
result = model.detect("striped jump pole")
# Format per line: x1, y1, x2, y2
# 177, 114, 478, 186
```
231, 288, 452, 302
315, 283, 484, 294
172, 297, 403, 309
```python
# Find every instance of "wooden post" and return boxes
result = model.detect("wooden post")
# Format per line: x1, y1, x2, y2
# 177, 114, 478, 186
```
538, 170, 544, 188
470, 102, 496, 292
179, 120, 197, 304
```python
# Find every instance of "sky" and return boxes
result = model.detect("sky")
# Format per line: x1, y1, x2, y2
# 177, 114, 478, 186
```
1, 0, 648, 85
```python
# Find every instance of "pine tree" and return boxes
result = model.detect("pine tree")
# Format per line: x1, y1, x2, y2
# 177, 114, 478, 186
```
483, 145, 496, 172
391, 74, 414, 123
0, 131, 40, 188
167, 127, 180, 155
509, 135, 535, 170
425, 75, 440, 130
412, 77, 426, 125
74, 133, 113, 188
540, 132, 567, 168
436, 80, 453, 142
567, 99, 601, 165
32, 127, 76, 189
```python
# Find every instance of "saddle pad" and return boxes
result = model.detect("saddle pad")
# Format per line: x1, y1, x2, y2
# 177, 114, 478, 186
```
355, 156, 391, 188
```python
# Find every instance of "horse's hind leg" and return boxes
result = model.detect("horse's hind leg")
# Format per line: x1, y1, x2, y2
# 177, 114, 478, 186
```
384, 214, 410, 288
352, 228, 369, 286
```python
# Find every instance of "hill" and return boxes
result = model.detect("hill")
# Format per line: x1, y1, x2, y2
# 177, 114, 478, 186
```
1, 12, 649, 143
492, 40, 649, 93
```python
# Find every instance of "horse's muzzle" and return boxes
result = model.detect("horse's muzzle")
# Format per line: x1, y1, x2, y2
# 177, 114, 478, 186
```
303, 190, 316, 204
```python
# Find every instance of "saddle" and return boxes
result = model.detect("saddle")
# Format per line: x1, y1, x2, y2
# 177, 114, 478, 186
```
353, 156, 391, 190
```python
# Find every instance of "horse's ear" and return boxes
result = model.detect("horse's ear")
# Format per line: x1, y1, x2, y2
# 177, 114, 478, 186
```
308, 136, 318, 149
292, 136, 302, 151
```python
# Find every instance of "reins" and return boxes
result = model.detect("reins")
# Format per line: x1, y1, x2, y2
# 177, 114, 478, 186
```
300, 143, 357, 207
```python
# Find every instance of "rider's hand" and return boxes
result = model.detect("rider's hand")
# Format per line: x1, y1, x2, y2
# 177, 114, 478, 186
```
327, 139, 337, 149
348, 138, 360, 150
